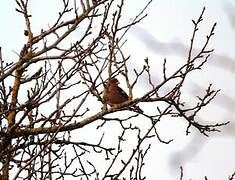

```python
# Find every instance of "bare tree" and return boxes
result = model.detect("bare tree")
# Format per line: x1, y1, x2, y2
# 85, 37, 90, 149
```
0, 0, 229, 179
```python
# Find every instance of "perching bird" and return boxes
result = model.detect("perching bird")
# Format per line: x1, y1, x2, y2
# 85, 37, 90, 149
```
104, 78, 143, 113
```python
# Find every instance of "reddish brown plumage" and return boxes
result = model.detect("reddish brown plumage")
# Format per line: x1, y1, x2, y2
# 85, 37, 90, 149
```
104, 78, 143, 113
105, 78, 128, 105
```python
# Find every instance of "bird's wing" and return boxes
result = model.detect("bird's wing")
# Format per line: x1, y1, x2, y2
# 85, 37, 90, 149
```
117, 86, 129, 99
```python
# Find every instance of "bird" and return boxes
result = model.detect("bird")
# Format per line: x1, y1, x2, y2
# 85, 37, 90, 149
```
104, 78, 143, 113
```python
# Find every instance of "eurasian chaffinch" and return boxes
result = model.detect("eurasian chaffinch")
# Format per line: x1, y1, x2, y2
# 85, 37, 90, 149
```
104, 78, 143, 113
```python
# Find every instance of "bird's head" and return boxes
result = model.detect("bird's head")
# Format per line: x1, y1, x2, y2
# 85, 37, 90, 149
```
108, 78, 119, 85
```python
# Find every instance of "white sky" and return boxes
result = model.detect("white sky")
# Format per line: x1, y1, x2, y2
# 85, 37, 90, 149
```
1, 0, 235, 179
